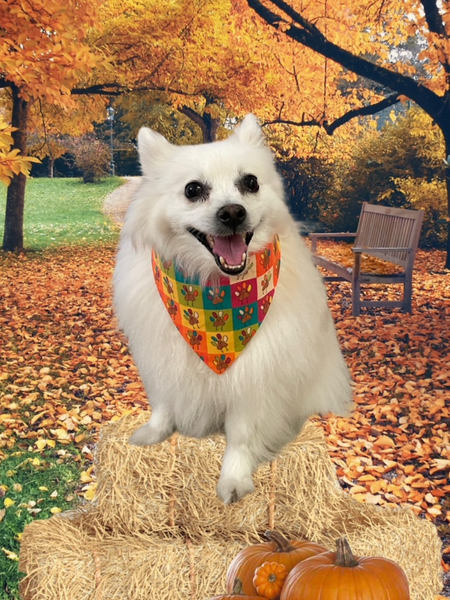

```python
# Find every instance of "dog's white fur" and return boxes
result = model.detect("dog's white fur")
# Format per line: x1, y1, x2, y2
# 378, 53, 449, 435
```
113, 115, 352, 503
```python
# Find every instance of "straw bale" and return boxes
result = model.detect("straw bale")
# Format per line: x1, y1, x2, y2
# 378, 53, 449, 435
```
20, 513, 243, 600
19, 414, 443, 600
93, 412, 336, 542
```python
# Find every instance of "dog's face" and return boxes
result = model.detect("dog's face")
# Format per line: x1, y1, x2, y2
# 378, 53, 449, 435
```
127, 114, 288, 281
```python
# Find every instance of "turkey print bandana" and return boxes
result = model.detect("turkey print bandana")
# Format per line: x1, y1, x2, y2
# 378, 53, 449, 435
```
152, 235, 281, 374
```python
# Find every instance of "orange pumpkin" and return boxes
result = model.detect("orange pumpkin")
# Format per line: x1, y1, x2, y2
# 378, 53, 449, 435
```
226, 531, 327, 596
253, 562, 288, 599
280, 537, 410, 600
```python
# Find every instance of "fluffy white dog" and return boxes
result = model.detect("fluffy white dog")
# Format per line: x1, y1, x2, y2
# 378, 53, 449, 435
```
113, 114, 352, 504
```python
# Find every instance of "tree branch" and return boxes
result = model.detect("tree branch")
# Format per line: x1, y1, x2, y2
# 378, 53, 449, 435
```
178, 105, 207, 138
263, 93, 401, 134
420, 0, 450, 76
71, 82, 208, 99
324, 93, 401, 134
420, 0, 446, 37
71, 83, 127, 96
263, 115, 321, 128
247, 0, 447, 128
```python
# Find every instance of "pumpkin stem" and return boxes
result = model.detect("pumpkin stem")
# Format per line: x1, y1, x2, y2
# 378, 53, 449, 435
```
334, 537, 359, 568
232, 578, 244, 595
263, 530, 296, 553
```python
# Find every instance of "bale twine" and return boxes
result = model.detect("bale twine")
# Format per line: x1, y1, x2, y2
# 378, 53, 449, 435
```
19, 414, 443, 600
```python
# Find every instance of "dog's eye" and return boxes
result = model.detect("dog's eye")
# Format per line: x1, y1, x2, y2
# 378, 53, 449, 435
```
185, 181, 204, 200
242, 175, 259, 193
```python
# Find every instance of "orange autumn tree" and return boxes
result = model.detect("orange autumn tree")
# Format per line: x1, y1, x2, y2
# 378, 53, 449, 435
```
96, 0, 282, 142
245, 0, 450, 267
98, 0, 352, 145
0, 0, 110, 252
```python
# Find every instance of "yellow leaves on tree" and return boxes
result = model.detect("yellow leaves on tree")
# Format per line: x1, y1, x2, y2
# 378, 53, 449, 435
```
0, 121, 39, 186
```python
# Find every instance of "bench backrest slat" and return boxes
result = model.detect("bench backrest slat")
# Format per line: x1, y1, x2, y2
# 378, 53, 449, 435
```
355, 203, 423, 267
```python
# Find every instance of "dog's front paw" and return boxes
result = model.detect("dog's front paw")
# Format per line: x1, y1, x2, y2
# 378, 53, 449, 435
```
129, 421, 171, 446
217, 476, 255, 504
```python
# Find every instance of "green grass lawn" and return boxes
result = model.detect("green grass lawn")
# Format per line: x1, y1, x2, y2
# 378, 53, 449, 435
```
0, 177, 124, 250
0, 449, 90, 599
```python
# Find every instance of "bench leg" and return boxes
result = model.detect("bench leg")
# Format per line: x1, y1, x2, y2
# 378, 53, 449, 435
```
403, 278, 412, 313
352, 253, 362, 316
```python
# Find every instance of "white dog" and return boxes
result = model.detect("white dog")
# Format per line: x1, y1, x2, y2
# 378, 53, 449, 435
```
113, 114, 352, 504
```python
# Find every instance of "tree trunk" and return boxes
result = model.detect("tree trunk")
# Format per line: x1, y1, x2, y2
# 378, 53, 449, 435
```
2, 85, 29, 252
202, 112, 219, 142
444, 134, 450, 269
179, 105, 220, 142
49, 157, 54, 178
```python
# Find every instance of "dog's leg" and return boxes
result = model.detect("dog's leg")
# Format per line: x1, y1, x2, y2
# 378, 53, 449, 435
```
129, 407, 175, 446
217, 419, 259, 504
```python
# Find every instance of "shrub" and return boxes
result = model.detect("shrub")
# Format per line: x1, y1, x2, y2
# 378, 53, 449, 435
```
392, 177, 447, 248
276, 156, 328, 225
68, 135, 111, 183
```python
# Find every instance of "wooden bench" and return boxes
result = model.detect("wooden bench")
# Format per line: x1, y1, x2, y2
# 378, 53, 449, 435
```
309, 202, 424, 316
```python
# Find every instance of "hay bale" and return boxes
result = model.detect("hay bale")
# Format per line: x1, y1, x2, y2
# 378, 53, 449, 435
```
19, 513, 243, 600
19, 414, 443, 600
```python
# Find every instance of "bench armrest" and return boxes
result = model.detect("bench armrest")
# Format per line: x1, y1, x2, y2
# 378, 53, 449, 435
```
309, 232, 356, 253
309, 232, 356, 238
352, 246, 412, 253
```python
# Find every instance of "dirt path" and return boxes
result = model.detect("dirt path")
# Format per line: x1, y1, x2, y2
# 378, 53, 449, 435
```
102, 176, 141, 226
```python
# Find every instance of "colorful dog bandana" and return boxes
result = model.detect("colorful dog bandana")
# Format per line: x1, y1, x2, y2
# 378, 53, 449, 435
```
152, 235, 281, 374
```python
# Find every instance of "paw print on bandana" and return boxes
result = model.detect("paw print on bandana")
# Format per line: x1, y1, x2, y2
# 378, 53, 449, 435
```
208, 287, 226, 305
261, 272, 272, 293
238, 306, 254, 324
211, 334, 229, 351
213, 354, 231, 372
234, 281, 252, 304
162, 259, 172, 271
166, 298, 177, 318
163, 276, 174, 296
239, 327, 256, 346
183, 308, 200, 328
260, 295, 272, 315
154, 264, 161, 285
273, 234, 280, 256
181, 285, 199, 306
259, 248, 271, 270
186, 330, 202, 348
210, 311, 229, 330
236, 260, 254, 281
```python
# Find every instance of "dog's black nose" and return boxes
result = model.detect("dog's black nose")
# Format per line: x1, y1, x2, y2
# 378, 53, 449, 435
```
217, 204, 247, 229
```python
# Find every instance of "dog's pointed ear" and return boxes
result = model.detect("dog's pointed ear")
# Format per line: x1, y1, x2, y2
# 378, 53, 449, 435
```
232, 114, 265, 147
137, 127, 173, 176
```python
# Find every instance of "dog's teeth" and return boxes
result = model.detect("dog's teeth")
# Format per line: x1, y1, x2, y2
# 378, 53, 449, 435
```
218, 254, 248, 272
207, 234, 215, 248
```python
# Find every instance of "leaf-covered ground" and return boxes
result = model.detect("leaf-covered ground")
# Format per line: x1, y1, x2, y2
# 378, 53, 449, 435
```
0, 242, 449, 596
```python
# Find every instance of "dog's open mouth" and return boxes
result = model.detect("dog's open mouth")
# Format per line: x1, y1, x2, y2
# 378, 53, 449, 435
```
188, 228, 254, 275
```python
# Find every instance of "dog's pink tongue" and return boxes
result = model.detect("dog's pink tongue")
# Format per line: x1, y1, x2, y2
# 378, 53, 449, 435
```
213, 234, 247, 265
